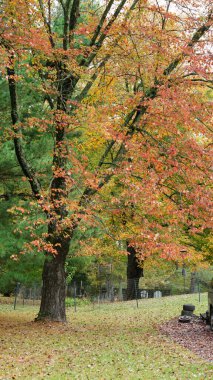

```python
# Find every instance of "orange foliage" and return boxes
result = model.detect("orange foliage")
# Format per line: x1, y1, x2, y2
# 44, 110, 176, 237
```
1, 0, 212, 265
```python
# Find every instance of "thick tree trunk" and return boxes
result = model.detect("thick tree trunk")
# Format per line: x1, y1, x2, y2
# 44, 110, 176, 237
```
36, 233, 71, 322
36, 60, 71, 321
37, 256, 66, 322
126, 243, 143, 300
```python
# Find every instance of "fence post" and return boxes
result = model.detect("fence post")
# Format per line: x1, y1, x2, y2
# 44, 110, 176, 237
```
33, 283, 36, 306
182, 268, 186, 293
22, 287, 25, 306
198, 277, 201, 302
118, 279, 123, 301
134, 279, 139, 309
74, 281, 77, 312
14, 282, 20, 310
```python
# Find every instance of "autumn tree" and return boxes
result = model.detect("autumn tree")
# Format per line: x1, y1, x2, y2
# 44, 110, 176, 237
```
80, 0, 213, 298
0, 0, 212, 320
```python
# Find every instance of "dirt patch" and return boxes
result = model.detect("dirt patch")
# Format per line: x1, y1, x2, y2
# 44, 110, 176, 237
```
160, 316, 213, 363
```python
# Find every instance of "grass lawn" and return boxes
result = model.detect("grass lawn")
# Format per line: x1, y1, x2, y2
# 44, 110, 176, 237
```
0, 294, 212, 379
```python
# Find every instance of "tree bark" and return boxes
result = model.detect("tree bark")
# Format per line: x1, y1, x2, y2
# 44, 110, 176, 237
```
126, 243, 143, 300
36, 234, 71, 322
35, 52, 72, 321
37, 255, 66, 322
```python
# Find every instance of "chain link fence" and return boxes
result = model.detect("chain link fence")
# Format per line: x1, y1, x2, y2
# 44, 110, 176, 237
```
1, 274, 210, 311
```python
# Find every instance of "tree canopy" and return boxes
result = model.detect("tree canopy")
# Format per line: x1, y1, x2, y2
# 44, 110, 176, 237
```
0, 0, 212, 320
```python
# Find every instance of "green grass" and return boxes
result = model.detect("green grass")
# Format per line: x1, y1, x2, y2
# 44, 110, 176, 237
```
0, 294, 212, 379
65, 296, 91, 308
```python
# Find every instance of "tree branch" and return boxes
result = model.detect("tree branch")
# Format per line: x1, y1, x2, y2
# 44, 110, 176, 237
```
69, 0, 80, 42
163, 8, 213, 76
61, 0, 72, 50
78, 8, 213, 211
196, 117, 213, 133
124, 8, 213, 132
0, 192, 34, 201
75, 54, 111, 102
76, 0, 140, 101
81, 0, 129, 67
38, 0, 55, 48
79, 142, 125, 208
90, 0, 115, 46
7, 58, 41, 199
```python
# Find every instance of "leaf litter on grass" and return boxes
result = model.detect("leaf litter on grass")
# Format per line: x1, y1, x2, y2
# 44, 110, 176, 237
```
0, 294, 212, 379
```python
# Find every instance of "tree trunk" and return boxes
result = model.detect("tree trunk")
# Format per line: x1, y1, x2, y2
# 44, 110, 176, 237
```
37, 256, 66, 322
35, 61, 71, 322
126, 243, 143, 300
36, 233, 71, 322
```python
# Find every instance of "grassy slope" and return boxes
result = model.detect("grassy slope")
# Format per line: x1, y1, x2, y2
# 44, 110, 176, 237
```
0, 294, 212, 380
